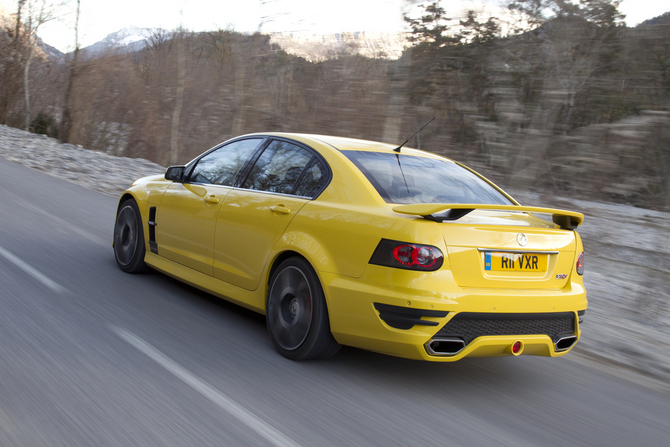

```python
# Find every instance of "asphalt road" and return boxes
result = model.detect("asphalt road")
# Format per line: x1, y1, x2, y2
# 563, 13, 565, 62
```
1, 157, 668, 447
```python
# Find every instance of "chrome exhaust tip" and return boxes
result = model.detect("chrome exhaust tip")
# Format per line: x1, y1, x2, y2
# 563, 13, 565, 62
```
425, 337, 466, 356
554, 335, 577, 352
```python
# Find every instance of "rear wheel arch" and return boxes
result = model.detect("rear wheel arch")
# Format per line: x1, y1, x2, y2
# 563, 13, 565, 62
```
268, 231, 340, 279
266, 255, 340, 360
268, 250, 304, 287
266, 247, 335, 310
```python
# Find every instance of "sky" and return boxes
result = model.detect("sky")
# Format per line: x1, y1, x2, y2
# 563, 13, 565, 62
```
1, 0, 668, 53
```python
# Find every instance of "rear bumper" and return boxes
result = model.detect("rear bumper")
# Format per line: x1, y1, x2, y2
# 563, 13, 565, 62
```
321, 266, 586, 362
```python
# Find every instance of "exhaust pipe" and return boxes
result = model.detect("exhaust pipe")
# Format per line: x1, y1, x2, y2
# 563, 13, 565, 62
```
554, 335, 577, 352
425, 337, 466, 356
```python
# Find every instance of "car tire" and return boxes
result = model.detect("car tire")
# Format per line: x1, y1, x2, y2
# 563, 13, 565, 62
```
113, 199, 150, 273
266, 257, 341, 360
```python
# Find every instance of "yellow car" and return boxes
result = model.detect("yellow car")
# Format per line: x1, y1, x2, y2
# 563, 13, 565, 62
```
113, 133, 586, 361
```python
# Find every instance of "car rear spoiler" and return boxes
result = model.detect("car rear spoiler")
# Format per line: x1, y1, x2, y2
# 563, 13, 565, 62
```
392, 204, 584, 230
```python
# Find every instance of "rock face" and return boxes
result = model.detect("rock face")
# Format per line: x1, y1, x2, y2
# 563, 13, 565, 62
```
1, 123, 669, 385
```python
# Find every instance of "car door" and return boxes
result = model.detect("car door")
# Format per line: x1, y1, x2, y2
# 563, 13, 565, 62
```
155, 137, 264, 275
213, 138, 330, 290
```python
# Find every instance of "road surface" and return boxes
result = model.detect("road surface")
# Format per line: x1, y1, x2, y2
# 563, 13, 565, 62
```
0, 157, 668, 446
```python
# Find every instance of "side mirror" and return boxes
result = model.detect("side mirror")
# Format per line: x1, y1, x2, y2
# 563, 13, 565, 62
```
165, 165, 185, 182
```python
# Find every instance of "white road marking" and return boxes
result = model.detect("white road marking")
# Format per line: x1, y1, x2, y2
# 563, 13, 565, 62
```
113, 326, 301, 447
0, 245, 67, 294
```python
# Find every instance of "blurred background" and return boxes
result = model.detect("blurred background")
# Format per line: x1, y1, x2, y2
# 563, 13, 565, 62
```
2, 3, 670, 444
1, 0, 669, 210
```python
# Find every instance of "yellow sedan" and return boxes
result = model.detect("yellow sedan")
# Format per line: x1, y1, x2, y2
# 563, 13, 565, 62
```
113, 133, 587, 361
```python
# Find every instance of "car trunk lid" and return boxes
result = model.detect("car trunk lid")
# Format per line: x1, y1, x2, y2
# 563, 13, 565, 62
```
393, 205, 582, 289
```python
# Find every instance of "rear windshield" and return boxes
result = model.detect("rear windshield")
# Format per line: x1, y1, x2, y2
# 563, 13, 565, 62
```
344, 151, 513, 205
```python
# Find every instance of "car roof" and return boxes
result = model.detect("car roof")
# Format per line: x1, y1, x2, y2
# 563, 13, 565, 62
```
246, 132, 454, 161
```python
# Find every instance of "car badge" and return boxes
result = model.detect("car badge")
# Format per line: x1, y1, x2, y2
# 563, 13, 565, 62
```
517, 233, 528, 247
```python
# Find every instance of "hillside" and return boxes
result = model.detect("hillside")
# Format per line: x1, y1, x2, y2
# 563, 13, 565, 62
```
1, 6, 669, 214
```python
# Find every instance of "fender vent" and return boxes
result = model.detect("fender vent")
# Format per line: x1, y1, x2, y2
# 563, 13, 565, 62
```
148, 207, 158, 254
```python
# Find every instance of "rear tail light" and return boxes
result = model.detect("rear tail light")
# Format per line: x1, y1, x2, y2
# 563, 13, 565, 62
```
370, 239, 444, 271
576, 252, 584, 275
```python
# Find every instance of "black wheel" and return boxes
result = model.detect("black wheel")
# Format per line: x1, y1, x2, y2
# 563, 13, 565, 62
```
267, 257, 340, 360
113, 199, 149, 273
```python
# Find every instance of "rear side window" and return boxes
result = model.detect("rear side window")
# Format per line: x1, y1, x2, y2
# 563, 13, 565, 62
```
293, 159, 328, 198
189, 138, 262, 186
243, 140, 317, 195
344, 151, 513, 205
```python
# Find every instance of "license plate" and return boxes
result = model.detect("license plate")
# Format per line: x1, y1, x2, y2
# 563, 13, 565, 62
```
484, 252, 548, 272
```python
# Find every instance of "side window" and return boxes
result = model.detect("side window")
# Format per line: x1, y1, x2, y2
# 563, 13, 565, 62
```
243, 140, 313, 195
189, 138, 262, 186
294, 159, 328, 198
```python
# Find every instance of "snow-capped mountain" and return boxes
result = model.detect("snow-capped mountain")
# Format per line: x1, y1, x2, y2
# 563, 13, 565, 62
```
79, 27, 158, 57
48, 25, 409, 61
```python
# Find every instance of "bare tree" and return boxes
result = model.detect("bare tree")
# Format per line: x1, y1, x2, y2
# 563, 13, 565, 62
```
0, 1, 29, 125
23, 0, 57, 131
501, 0, 625, 187
14, 0, 26, 42
60, 0, 80, 143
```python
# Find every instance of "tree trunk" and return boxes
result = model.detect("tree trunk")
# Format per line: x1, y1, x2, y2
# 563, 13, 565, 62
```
231, 42, 246, 136
23, 39, 33, 131
60, 48, 79, 143
169, 32, 186, 165
14, 0, 25, 42
61, 0, 80, 143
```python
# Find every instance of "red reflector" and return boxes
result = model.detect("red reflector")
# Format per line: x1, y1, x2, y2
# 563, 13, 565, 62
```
576, 252, 585, 276
512, 341, 522, 354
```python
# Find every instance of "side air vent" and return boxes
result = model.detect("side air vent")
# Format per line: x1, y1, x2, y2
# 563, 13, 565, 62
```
374, 303, 448, 330
148, 207, 158, 254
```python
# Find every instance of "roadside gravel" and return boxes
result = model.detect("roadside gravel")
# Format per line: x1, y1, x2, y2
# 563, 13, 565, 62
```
2, 124, 669, 387
0, 125, 165, 197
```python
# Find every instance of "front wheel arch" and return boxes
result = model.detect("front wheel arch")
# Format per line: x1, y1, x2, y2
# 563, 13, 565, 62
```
113, 198, 150, 273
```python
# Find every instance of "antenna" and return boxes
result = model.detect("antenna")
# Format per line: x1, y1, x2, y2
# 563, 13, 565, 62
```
393, 117, 436, 153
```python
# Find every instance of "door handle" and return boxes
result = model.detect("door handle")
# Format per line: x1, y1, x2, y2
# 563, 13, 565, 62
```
270, 205, 291, 215
204, 196, 220, 204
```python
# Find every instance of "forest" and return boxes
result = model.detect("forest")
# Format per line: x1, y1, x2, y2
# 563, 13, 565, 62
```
1, 0, 669, 210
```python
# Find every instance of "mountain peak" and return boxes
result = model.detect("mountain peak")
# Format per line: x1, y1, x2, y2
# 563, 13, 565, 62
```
79, 27, 159, 56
